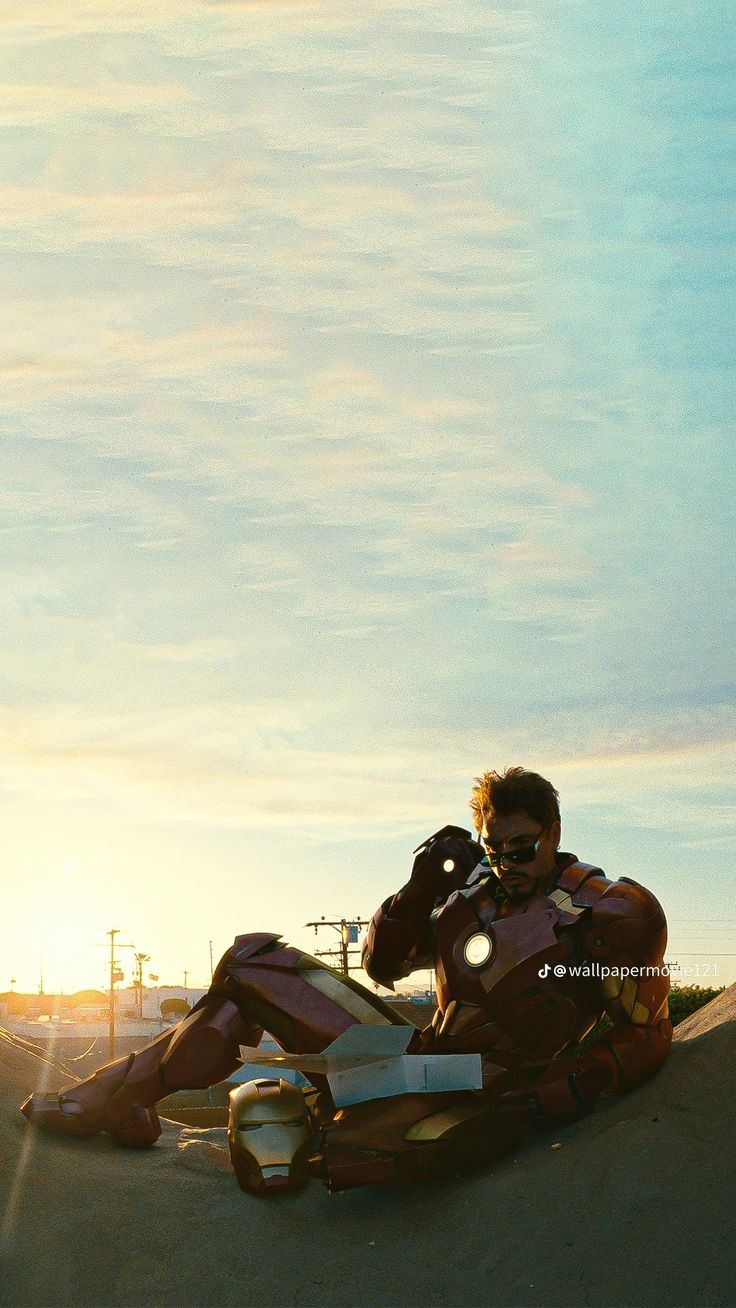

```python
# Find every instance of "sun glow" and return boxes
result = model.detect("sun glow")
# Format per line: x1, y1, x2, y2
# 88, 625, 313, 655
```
12, 864, 111, 996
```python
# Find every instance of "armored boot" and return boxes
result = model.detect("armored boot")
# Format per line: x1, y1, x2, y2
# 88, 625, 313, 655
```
21, 996, 259, 1147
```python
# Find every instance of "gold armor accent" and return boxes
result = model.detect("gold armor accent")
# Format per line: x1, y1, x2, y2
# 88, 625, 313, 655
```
602, 975, 624, 1001
298, 967, 395, 1026
619, 977, 638, 1016
439, 998, 457, 1036
547, 888, 586, 917
405, 1097, 486, 1143
602, 977, 649, 1024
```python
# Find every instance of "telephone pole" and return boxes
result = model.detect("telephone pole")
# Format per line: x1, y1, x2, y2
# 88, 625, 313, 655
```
107, 929, 120, 1059
96, 929, 133, 1058
304, 917, 367, 977
133, 951, 150, 1019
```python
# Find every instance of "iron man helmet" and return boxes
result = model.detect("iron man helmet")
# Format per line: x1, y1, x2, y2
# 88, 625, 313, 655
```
228, 1077, 314, 1195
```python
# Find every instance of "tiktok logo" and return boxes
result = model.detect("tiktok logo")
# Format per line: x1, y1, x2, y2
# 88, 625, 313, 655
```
538, 963, 550, 978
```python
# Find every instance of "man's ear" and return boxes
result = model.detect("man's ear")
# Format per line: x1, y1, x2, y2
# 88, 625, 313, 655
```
550, 818, 561, 849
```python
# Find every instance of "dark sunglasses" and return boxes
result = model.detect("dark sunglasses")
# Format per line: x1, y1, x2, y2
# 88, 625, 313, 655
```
481, 829, 545, 869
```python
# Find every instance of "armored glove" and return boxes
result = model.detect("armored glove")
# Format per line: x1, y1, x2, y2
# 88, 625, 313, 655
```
409, 824, 486, 901
361, 825, 487, 981
497, 1057, 614, 1130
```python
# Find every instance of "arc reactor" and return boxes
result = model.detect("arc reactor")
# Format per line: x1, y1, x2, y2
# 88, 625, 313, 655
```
463, 931, 493, 967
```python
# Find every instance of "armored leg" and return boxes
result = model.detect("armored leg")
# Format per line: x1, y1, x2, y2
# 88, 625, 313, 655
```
21, 996, 260, 1146
211, 932, 408, 1052
22, 932, 408, 1147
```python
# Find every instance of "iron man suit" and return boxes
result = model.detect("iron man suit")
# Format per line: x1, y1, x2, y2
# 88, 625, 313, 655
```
363, 850, 671, 1117
21, 839, 671, 1193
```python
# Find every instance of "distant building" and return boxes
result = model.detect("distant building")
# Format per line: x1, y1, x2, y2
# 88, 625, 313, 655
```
0, 986, 206, 1076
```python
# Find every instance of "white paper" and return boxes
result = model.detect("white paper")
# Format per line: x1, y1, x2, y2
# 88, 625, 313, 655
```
238, 1024, 482, 1107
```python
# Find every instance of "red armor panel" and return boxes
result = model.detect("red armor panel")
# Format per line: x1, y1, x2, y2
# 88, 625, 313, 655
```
212, 934, 408, 1056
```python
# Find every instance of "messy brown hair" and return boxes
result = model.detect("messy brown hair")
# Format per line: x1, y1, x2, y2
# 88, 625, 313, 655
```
469, 767, 560, 834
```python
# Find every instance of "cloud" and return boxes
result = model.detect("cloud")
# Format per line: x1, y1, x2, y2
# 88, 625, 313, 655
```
129, 639, 237, 664
105, 319, 285, 377
0, 1, 259, 44
0, 699, 451, 830
496, 538, 594, 579
548, 741, 736, 845
0, 294, 288, 424
0, 697, 730, 838
0, 183, 236, 249
0, 0, 729, 866
0, 80, 191, 126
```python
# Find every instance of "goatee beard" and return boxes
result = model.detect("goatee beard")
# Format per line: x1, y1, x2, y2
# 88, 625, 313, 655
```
505, 883, 534, 900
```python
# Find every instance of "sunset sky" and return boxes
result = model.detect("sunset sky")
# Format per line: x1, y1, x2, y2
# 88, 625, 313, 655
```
1, 1, 733, 997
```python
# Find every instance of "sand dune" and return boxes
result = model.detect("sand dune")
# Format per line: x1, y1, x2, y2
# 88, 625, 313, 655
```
1, 989, 735, 1308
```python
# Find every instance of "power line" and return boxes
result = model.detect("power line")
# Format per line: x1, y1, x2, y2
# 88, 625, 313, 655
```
304, 917, 368, 977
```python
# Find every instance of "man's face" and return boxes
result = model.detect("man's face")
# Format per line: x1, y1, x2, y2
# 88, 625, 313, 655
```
480, 809, 561, 901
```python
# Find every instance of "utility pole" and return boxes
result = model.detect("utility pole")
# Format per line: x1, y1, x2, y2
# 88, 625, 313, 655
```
304, 917, 367, 977
209, 940, 214, 983
183, 970, 189, 990
96, 929, 133, 1059
133, 952, 150, 1019
107, 929, 119, 1059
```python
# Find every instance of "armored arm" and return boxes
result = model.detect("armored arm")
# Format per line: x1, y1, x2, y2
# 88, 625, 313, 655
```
361, 888, 436, 989
582, 876, 672, 1091
505, 877, 671, 1126
362, 826, 486, 989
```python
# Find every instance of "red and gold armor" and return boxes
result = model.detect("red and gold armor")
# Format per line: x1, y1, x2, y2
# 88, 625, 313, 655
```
21, 852, 670, 1193
363, 853, 671, 1130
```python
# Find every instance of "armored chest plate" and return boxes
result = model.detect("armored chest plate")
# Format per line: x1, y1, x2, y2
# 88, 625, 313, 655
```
431, 883, 591, 1063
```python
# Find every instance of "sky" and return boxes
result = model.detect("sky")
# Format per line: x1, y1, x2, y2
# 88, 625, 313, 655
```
0, 0, 733, 997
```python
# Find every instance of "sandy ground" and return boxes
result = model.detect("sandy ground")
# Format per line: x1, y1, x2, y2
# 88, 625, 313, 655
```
1, 989, 734, 1308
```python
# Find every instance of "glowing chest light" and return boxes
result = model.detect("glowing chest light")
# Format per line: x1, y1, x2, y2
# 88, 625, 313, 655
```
463, 931, 494, 968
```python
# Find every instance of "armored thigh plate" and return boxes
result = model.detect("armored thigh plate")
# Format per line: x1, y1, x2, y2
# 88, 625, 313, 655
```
228, 1078, 315, 1195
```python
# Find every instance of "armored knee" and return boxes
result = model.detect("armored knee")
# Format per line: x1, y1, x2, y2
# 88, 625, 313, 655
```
159, 998, 259, 1090
212, 934, 284, 984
